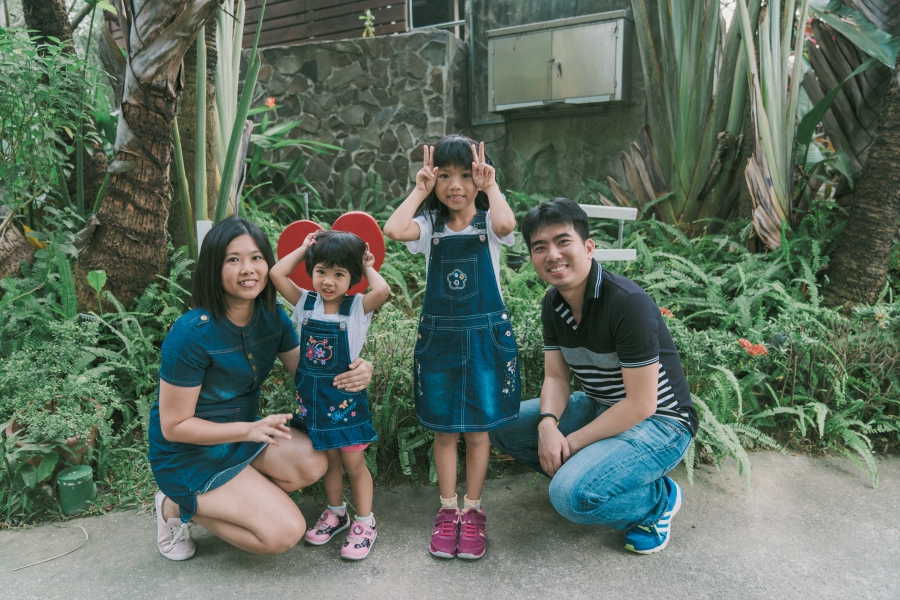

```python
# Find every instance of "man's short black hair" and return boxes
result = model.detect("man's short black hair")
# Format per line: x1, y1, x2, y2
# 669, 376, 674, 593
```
415, 134, 492, 222
191, 218, 278, 319
304, 230, 367, 288
521, 197, 591, 250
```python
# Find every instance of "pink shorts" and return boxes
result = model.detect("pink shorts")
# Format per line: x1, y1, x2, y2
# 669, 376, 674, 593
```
340, 443, 370, 452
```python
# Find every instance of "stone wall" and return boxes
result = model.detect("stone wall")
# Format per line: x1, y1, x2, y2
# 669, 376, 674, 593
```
247, 30, 468, 206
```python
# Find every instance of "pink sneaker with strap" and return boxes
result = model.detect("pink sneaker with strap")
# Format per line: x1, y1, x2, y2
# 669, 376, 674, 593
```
304, 506, 350, 545
341, 518, 377, 560
429, 508, 460, 558
457, 508, 486, 559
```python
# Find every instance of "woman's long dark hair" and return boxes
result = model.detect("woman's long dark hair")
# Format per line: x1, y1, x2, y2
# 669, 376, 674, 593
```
190, 218, 278, 319
414, 134, 493, 227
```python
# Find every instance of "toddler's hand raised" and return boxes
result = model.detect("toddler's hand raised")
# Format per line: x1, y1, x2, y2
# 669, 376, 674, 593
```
300, 231, 317, 251
415, 145, 438, 194
362, 244, 376, 269
471, 142, 497, 192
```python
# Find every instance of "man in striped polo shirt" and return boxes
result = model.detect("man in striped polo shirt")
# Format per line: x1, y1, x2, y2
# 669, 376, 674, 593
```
490, 198, 697, 554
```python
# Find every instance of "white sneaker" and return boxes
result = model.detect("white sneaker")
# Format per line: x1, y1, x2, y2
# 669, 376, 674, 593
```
155, 491, 195, 561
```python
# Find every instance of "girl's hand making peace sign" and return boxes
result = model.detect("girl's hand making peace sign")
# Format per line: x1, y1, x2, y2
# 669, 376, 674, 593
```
415, 145, 438, 194
471, 141, 497, 192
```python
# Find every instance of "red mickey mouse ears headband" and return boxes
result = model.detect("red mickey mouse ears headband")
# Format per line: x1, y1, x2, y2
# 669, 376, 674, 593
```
276, 211, 385, 296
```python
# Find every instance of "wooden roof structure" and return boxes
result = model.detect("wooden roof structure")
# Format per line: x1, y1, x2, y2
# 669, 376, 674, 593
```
105, 1, 408, 49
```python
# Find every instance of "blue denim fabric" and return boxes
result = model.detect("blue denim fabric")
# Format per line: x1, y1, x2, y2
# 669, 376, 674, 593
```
290, 293, 377, 450
414, 210, 521, 432
149, 301, 299, 522
489, 393, 691, 530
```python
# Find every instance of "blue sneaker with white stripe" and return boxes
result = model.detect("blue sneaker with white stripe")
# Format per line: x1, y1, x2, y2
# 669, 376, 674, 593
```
623, 475, 682, 554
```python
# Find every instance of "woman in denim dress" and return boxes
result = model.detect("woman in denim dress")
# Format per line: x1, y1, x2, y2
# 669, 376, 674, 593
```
385, 136, 521, 560
149, 219, 374, 560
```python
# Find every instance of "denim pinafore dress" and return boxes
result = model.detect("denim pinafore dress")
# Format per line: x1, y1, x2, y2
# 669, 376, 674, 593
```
290, 292, 377, 450
414, 210, 521, 432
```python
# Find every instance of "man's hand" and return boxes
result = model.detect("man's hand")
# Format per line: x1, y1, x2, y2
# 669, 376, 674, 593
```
538, 419, 570, 477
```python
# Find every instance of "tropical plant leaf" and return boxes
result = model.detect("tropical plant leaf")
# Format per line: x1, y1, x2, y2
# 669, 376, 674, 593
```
215, 0, 266, 222
19, 463, 37, 489
56, 256, 77, 319
809, 0, 900, 68
86, 269, 107, 295
795, 57, 880, 168
35, 453, 58, 483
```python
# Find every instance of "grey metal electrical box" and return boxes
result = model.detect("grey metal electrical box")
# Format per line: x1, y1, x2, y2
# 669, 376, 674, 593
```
487, 11, 633, 112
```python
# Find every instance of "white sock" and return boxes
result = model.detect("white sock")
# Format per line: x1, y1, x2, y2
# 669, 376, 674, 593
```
327, 503, 346, 516
440, 493, 458, 509
355, 513, 374, 523
463, 494, 482, 511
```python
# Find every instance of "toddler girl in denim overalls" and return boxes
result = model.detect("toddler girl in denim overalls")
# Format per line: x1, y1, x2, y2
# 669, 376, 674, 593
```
269, 230, 390, 560
384, 134, 521, 560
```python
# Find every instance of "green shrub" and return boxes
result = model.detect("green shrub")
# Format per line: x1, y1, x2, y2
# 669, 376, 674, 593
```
607, 210, 899, 487
0, 28, 100, 212
0, 319, 120, 442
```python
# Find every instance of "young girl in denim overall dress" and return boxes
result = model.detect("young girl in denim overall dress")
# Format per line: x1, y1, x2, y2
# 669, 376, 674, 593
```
384, 135, 521, 560
270, 230, 390, 560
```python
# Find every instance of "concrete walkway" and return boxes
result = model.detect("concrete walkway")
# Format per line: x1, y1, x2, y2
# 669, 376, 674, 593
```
1, 452, 898, 599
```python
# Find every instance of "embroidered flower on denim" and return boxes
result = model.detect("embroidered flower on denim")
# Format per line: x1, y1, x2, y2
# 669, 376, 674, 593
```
447, 268, 468, 290
415, 360, 423, 396
502, 358, 517, 395
305, 335, 333, 365
351, 411, 356, 417
294, 400, 307, 418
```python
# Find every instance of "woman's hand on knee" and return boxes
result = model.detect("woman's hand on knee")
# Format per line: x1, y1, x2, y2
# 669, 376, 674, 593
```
248, 413, 293, 444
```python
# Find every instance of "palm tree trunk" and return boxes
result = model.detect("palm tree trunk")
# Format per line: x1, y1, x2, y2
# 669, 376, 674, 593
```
73, 0, 219, 310
21, 0, 71, 50
0, 224, 36, 280
823, 66, 900, 307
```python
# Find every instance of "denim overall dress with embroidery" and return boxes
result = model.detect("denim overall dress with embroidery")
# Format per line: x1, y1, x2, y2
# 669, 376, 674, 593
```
414, 210, 521, 432
290, 292, 377, 450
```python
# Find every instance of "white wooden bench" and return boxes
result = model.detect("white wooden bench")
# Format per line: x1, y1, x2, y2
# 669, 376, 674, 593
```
579, 204, 638, 262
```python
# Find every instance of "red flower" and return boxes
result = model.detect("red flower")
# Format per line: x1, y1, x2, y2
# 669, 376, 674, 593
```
660, 307, 673, 317
265, 97, 276, 109
738, 338, 752, 349
747, 344, 768, 357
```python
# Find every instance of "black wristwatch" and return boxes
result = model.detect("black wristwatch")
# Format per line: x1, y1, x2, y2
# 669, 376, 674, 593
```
537, 412, 559, 428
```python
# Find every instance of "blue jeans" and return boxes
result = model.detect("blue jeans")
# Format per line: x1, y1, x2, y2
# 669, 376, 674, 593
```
489, 393, 692, 530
